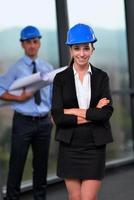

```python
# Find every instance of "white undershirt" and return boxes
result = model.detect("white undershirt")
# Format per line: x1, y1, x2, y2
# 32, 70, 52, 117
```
73, 65, 92, 109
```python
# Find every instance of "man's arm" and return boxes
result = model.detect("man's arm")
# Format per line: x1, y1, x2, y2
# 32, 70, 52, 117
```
0, 89, 33, 102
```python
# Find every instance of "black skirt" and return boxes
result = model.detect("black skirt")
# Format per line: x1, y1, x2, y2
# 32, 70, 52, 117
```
57, 128, 106, 180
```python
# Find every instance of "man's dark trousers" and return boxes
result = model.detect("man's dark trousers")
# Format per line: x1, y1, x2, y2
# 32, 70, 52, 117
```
6, 111, 52, 200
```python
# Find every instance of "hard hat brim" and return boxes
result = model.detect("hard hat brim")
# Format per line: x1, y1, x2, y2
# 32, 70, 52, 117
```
20, 36, 42, 42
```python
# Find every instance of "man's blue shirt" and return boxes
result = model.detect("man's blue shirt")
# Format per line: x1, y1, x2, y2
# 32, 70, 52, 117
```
0, 55, 53, 116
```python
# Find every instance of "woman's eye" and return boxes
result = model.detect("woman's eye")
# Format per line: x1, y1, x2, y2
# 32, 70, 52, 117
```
84, 47, 90, 50
74, 47, 79, 50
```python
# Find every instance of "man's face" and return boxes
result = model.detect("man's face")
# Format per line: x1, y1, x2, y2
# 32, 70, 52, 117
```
21, 38, 41, 58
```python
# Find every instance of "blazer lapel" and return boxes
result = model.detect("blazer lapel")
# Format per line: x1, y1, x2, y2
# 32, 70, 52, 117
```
90, 65, 98, 107
67, 67, 79, 107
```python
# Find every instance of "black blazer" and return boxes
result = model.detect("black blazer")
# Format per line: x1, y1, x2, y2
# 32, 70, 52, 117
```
51, 64, 113, 146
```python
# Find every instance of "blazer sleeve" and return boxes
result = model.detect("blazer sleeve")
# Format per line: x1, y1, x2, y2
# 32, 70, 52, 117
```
51, 74, 77, 127
86, 73, 113, 122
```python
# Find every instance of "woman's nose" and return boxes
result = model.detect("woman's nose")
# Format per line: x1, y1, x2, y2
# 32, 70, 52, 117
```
79, 50, 84, 56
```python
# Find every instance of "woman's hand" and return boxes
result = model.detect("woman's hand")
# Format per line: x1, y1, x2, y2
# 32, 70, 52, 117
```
64, 109, 90, 124
64, 108, 86, 118
96, 98, 110, 109
64, 108, 75, 115
77, 116, 89, 124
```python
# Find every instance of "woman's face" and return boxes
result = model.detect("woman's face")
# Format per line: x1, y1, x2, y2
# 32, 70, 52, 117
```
70, 43, 93, 67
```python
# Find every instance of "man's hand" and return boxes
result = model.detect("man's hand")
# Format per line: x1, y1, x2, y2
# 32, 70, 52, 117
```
0, 89, 33, 102
17, 88, 34, 101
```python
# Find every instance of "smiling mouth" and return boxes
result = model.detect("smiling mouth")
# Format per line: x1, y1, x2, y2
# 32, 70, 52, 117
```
78, 59, 86, 62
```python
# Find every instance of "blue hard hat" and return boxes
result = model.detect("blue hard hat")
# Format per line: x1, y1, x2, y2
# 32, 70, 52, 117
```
66, 23, 97, 45
20, 26, 42, 41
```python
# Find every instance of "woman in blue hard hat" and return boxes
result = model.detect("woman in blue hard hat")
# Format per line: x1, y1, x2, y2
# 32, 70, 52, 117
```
52, 23, 113, 200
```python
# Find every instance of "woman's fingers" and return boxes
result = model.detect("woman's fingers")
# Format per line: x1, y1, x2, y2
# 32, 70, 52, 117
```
96, 98, 110, 108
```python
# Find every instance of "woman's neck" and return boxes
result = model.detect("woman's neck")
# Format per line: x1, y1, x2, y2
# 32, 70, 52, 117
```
74, 63, 89, 73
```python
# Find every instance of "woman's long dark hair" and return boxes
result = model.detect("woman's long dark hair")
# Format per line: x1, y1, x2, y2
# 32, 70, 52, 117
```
68, 57, 74, 67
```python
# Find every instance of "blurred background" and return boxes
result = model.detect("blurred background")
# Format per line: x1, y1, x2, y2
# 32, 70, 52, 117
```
0, 0, 134, 197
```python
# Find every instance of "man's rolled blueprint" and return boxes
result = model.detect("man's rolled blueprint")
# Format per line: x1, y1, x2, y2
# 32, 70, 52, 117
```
10, 66, 67, 91
0, 66, 67, 106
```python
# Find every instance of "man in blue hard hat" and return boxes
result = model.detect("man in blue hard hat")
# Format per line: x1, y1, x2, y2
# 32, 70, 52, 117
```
0, 25, 53, 200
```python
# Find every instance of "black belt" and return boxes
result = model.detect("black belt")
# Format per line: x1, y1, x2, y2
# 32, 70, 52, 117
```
15, 111, 49, 121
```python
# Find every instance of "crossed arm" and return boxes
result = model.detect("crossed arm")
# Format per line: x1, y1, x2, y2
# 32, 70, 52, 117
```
0, 89, 33, 102
64, 98, 110, 124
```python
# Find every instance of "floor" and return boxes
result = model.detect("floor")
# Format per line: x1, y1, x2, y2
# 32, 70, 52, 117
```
18, 162, 134, 200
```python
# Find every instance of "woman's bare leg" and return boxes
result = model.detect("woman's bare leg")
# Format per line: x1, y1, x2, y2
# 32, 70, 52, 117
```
81, 180, 101, 200
65, 179, 81, 200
